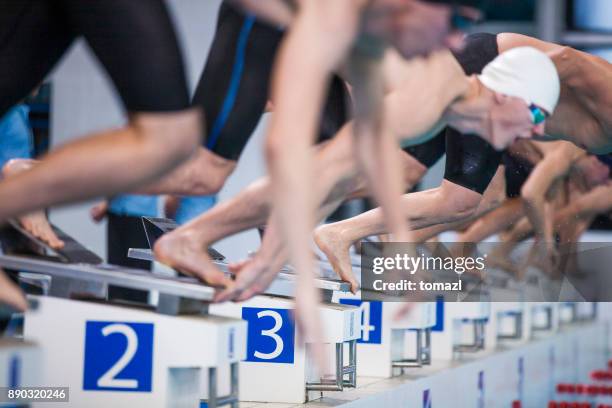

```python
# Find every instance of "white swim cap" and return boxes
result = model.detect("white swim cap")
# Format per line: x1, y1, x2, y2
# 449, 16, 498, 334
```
478, 46, 560, 114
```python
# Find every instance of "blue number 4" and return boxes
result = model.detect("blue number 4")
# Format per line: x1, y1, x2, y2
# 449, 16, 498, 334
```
339, 300, 383, 344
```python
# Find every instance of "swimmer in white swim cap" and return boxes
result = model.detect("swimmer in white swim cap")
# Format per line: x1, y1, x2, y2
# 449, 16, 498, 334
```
446, 45, 561, 149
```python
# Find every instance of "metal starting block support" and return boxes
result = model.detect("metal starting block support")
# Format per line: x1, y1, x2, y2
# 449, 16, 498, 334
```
485, 302, 528, 350
527, 302, 559, 338
431, 302, 490, 360
484, 273, 529, 348
0, 255, 246, 408
305, 340, 357, 392
391, 328, 432, 370
452, 317, 487, 354
559, 302, 579, 326
496, 309, 524, 341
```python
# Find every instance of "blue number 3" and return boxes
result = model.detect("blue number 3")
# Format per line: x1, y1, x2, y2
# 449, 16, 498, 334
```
242, 308, 295, 364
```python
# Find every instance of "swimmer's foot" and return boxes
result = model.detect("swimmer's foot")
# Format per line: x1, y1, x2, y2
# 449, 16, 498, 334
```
449, 242, 477, 260
19, 211, 64, 249
314, 224, 358, 293
153, 229, 232, 288
487, 249, 520, 277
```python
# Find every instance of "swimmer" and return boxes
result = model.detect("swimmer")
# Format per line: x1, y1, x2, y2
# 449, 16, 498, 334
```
157, 35, 559, 301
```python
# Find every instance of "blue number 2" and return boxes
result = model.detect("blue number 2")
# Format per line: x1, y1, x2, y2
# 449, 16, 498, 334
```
83, 321, 154, 392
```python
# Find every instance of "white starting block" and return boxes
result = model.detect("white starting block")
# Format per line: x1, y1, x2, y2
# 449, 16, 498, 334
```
431, 301, 490, 360
347, 248, 491, 365
485, 274, 529, 348
576, 302, 598, 321
321, 256, 438, 378
0, 300, 42, 408
525, 302, 559, 339
330, 292, 436, 378
210, 296, 359, 404
558, 301, 597, 325
486, 302, 527, 350
128, 247, 359, 404
559, 302, 579, 326
0, 255, 246, 408
0, 337, 41, 408
481, 269, 526, 349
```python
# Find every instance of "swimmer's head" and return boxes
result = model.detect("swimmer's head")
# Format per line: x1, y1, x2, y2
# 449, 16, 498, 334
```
475, 46, 560, 149
479, 46, 560, 114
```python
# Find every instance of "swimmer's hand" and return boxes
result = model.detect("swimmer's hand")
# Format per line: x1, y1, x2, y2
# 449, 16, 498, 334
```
90, 200, 109, 223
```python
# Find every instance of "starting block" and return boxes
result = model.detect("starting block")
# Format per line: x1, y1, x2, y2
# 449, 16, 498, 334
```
431, 301, 490, 360
559, 302, 579, 326
334, 296, 436, 378
486, 276, 529, 348
128, 218, 359, 404
128, 248, 359, 404
0, 255, 246, 408
526, 302, 559, 339
558, 302, 597, 325
210, 295, 359, 404
487, 302, 527, 350
203, 261, 359, 404
0, 300, 42, 395
327, 253, 438, 377
576, 302, 598, 321
0, 336, 41, 408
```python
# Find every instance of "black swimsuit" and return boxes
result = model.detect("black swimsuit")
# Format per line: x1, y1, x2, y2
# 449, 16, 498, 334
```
0, 0, 191, 115
195, 2, 350, 161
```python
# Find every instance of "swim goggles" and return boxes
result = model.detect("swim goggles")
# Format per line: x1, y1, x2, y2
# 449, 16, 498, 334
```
529, 104, 549, 125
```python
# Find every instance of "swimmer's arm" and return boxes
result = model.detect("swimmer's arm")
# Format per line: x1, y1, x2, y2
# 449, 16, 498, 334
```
264, 0, 365, 368
497, 33, 563, 54
348, 50, 410, 241
498, 33, 609, 146
500, 216, 533, 243
136, 148, 234, 195
556, 182, 612, 222
521, 146, 578, 246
